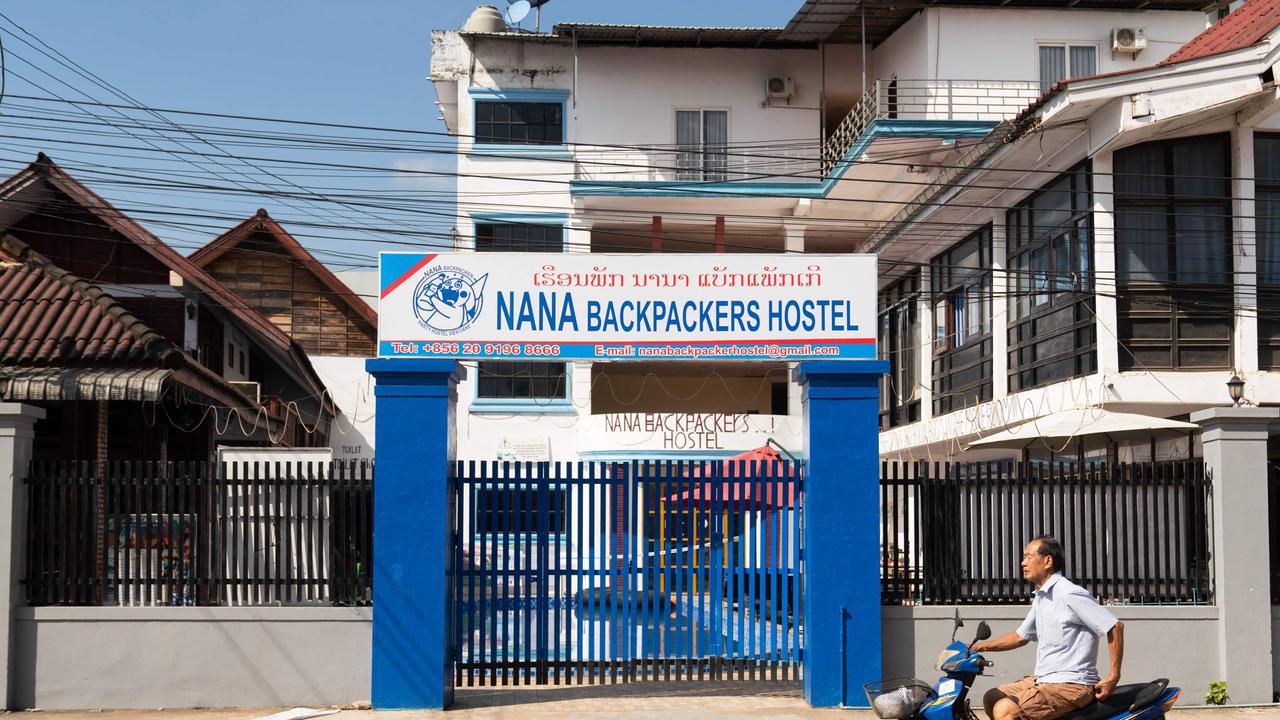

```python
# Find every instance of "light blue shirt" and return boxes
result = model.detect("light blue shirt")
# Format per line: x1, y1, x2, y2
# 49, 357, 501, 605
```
1016, 573, 1118, 685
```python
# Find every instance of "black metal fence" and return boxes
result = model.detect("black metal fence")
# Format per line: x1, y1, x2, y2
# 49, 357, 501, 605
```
24, 460, 372, 607
881, 461, 1214, 605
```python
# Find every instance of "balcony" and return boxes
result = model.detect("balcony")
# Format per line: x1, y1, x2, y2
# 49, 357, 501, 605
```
822, 79, 1043, 174
575, 143, 822, 185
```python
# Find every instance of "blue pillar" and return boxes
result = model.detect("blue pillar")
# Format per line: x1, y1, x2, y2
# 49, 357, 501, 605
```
795, 360, 888, 708
365, 359, 462, 709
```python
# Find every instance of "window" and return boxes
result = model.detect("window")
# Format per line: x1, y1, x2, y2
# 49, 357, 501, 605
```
476, 361, 567, 400
1006, 163, 1097, 391
931, 228, 994, 415
474, 101, 563, 145
676, 109, 728, 181
1038, 44, 1098, 92
1114, 135, 1232, 369
879, 272, 920, 429
1255, 135, 1280, 367
475, 223, 563, 253
473, 486, 568, 535
474, 221, 568, 401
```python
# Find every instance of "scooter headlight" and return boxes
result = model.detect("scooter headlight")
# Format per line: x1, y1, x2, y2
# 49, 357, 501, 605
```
936, 649, 956, 671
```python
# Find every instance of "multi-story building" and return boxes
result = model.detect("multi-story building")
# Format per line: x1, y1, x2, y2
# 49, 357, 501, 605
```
427, 0, 1275, 463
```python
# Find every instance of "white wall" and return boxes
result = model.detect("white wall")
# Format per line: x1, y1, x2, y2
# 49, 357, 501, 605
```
930, 8, 1207, 82
573, 46, 821, 148
309, 356, 376, 464
872, 10, 931, 83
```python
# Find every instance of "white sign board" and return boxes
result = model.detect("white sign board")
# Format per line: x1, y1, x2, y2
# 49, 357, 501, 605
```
378, 253, 877, 361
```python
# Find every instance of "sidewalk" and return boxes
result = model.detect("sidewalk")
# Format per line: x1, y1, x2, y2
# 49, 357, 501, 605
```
4, 684, 1279, 720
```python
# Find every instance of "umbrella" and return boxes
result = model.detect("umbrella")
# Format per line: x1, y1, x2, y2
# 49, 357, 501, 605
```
966, 408, 1198, 450
667, 445, 800, 509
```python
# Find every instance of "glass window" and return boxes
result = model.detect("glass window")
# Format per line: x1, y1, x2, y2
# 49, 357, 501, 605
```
475, 223, 563, 253
1039, 44, 1097, 91
931, 227, 992, 353
1254, 135, 1280, 284
878, 272, 919, 429
474, 487, 568, 534
676, 109, 729, 181
475, 101, 563, 145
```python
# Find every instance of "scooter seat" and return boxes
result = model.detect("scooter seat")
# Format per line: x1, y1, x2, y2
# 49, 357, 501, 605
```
1057, 680, 1169, 720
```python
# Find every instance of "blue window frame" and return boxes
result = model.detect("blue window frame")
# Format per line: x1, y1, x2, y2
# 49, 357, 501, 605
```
468, 88, 570, 156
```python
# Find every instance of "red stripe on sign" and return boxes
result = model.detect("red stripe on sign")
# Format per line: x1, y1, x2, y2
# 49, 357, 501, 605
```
381, 254, 437, 299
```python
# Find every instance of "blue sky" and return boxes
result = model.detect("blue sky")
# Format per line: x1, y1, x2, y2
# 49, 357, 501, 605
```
0, 2, 794, 267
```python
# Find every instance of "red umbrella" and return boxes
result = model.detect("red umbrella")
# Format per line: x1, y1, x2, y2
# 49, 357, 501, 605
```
667, 445, 801, 509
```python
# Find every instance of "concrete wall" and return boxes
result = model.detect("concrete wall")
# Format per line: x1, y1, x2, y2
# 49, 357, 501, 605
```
13, 607, 371, 710
883, 605, 1221, 707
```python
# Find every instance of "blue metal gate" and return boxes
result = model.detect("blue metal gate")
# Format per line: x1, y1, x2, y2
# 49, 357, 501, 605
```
451, 459, 804, 685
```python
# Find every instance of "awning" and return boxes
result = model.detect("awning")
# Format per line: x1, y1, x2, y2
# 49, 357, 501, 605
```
966, 408, 1199, 450
0, 366, 172, 402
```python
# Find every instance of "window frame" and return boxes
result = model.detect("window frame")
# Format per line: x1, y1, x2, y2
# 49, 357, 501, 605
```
930, 227, 995, 416
879, 271, 921, 429
1005, 162, 1098, 391
1036, 42, 1100, 91
468, 88, 571, 156
674, 107, 731, 182
1254, 133, 1280, 368
1114, 133, 1234, 371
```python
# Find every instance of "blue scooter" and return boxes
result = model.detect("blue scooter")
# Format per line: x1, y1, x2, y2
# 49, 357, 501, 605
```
865, 613, 1181, 720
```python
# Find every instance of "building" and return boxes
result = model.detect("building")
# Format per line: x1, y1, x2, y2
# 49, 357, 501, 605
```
192, 210, 378, 462
427, 0, 1240, 463
0, 155, 335, 459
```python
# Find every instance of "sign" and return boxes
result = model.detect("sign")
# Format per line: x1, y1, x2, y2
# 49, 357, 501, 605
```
377, 253, 877, 360
581, 412, 801, 453
496, 436, 551, 461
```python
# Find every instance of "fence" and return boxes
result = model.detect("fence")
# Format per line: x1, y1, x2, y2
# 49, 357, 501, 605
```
574, 143, 821, 184
452, 460, 803, 686
880, 461, 1214, 606
23, 460, 373, 607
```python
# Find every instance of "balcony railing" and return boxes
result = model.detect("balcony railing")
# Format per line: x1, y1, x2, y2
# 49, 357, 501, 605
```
823, 79, 1043, 175
575, 143, 821, 185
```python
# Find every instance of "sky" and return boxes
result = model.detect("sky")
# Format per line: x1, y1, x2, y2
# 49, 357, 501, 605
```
0, 1, 795, 270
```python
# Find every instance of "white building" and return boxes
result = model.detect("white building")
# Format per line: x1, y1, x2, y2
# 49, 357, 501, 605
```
426, 0, 1280, 463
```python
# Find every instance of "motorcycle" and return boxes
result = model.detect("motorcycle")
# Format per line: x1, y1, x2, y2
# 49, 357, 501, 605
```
865, 612, 1181, 720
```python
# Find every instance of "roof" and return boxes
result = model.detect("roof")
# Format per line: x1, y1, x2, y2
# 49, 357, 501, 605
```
463, 23, 816, 49
0, 155, 331, 406
0, 233, 253, 409
783, 0, 1215, 46
1161, 0, 1280, 65
190, 209, 378, 331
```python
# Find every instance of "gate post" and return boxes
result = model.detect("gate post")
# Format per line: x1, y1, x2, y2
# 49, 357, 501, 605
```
0, 403, 45, 710
1191, 405, 1278, 704
795, 361, 888, 708
365, 359, 463, 709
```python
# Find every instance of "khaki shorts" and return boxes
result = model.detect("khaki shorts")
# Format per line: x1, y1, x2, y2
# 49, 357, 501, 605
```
995, 676, 1094, 720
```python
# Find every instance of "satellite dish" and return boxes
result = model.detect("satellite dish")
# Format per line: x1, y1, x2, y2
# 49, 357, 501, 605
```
528, 0, 551, 7
506, 0, 531, 25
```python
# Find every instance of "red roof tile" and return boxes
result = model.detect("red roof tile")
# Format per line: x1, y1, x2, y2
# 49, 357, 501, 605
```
1161, 0, 1280, 66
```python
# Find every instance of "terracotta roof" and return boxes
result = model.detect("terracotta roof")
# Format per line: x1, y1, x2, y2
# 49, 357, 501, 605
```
0, 233, 255, 410
1161, 0, 1280, 66
190, 209, 378, 331
0, 155, 331, 406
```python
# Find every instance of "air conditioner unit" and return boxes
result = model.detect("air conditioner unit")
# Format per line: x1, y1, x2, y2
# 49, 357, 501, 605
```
766, 76, 795, 101
1111, 27, 1147, 56
229, 381, 261, 404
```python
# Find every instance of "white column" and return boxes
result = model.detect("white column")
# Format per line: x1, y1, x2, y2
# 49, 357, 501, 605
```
0, 403, 44, 710
1233, 128, 1259, 373
1191, 406, 1278, 703
991, 212, 1010, 400
566, 217, 595, 416
1091, 152, 1121, 374
918, 267, 934, 421
786, 221, 806, 415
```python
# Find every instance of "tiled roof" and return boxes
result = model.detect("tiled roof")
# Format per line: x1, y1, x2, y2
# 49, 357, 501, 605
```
1161, 0, 1280, 65
0, 235, 175, 366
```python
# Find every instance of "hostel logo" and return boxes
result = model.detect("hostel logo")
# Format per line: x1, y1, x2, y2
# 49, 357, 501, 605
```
412, 265, 488, 334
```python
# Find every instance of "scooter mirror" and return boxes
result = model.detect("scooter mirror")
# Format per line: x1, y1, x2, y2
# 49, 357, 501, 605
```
951, 609, 965, 642
975, 621, 992, 642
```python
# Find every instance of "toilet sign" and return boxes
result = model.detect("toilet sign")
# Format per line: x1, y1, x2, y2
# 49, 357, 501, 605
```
377, 252, 877, 361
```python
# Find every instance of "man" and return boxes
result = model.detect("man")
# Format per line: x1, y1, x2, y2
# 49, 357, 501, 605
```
972, 536, 1124, 720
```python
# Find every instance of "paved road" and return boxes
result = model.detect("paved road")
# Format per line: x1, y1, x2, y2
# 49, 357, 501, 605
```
4, 685, 1278, 720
